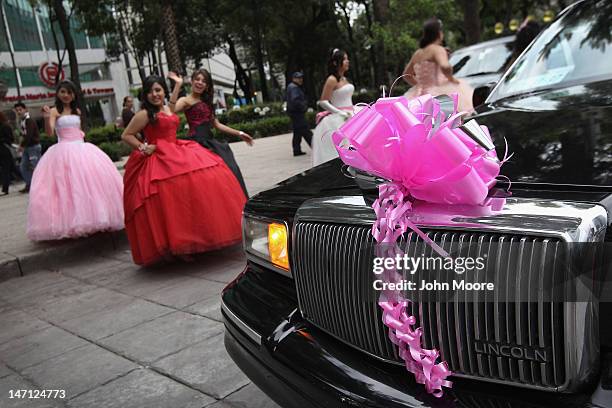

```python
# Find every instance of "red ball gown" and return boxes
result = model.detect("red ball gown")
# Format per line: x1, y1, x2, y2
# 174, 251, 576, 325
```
123, 111, 246, 265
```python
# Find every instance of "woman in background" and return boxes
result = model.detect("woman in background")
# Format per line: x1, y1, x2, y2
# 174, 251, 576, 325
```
403, 18, 474, 112
311, 48, 354, 167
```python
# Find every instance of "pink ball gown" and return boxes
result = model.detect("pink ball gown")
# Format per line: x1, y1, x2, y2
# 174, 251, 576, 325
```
404, 60, 474, 112
26, 115, 124, 241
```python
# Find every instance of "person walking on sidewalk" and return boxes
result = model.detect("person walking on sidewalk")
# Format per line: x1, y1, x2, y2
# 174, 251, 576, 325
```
286, 71, 312, 157
14, 102, 41, 193
0, 112, 17, 196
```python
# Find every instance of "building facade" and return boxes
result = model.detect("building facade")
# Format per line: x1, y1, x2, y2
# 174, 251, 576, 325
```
0, 0, 131, 125
0, 0, 238, 126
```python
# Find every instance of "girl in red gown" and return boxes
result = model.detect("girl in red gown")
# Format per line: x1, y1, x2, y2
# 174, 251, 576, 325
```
121, 75, 246, 265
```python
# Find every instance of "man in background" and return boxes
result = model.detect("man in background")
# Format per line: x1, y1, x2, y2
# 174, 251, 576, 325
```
286, 72, 312, 157
14, 102, 41, 193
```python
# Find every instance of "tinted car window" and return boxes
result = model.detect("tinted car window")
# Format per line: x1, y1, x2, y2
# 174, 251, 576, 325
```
490, 0, 612, 101
449, 41, 513, 77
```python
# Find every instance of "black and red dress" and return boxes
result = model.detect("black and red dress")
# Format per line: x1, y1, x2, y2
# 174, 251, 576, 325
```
184, 101, 248, 196
123, 111, 246, 265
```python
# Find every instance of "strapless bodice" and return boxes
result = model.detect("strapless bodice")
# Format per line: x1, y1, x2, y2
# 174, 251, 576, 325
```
56, 115, 84, 143
413, 61, 446, 88
330, 83, 354, 108
142, 111, 180, 144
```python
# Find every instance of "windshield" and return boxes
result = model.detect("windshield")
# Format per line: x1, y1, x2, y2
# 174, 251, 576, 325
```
490, 0, 612, 101
449, 40, 513, 77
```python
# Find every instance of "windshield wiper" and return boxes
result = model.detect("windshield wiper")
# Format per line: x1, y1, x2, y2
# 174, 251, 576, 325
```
464, 71, 501, 77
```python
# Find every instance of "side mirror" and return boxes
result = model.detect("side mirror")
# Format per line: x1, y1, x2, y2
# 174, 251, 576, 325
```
472, 84, 493, 108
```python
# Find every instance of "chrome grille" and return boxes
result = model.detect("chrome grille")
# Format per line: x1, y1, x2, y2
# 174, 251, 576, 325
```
292, 222, 567, 389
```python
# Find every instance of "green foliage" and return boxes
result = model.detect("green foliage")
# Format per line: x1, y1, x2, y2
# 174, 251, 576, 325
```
85, 124, 121, 145
98, 141, 132, 162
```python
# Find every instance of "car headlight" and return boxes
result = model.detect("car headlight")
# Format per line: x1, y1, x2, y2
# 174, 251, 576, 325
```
243, 215, 290, 273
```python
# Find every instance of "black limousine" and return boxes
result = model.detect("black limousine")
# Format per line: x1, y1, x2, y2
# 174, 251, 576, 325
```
222, 1, 612, 406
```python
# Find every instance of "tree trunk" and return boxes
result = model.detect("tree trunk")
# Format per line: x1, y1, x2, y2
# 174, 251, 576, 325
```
338, 2, 362, 85
251, 0, 268, 101
361, 0, 377, 87
156, 40, 165, 78
161, 1, 182, 74
0, 0, 20, 97
372, 0, 389, 87
461, 0, 481, 45
227, 36, 253, 104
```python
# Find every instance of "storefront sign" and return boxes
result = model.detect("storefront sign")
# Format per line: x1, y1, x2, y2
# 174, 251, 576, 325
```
38, 62, 65, 88
1, 87, 115, 102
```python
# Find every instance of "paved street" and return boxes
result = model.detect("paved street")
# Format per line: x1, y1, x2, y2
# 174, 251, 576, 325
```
0, 133, 313, 407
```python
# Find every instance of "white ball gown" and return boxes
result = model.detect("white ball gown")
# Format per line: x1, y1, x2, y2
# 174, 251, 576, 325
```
312, 83, 354, 166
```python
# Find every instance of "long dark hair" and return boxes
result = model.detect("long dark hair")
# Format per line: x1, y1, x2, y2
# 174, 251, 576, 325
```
191, 69, 214, 114
420, 18, 442, 48
55, 80, 79, 115
140, 75, 168, 124
327, 48, 346, 81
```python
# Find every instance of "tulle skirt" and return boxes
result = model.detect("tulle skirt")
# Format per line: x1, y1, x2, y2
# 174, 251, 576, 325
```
311, 113, 348, 167
27, 142, 124, 241
405, 79, 474, 113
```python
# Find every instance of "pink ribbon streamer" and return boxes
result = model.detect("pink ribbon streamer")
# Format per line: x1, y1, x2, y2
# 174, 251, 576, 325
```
332, 93, 507, 397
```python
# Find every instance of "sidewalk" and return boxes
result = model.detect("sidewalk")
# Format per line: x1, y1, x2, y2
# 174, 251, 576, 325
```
0, 132, 313, 278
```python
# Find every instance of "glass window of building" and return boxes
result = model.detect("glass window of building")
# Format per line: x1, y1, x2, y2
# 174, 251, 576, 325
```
0, 68, 18, 87
0, 17, 10, 52
80, 63, 110, 82
37, 5, 65, 51
19, 67, 42, 87
4, 0, 42, 51
69, 18, 88, 49
89, 35, 104, 49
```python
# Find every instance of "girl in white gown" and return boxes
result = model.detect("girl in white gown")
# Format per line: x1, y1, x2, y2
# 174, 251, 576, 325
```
312, 49, 354, 166
403, 18, 473, 112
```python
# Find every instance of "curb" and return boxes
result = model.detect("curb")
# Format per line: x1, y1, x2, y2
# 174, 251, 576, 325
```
0, 230, 129, 282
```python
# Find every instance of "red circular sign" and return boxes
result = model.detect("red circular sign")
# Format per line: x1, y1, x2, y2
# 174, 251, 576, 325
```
38, 62, 65, 88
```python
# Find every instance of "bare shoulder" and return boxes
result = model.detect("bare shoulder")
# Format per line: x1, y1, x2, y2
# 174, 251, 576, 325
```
133, 110, 149, 120
325, 75, 339, 85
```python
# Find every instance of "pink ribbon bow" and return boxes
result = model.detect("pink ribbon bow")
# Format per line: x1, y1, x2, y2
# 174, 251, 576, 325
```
333, 93, 506, 397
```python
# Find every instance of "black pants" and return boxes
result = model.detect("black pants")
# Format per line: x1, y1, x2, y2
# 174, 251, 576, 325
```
0, 145, 17, 193
289, 113, 312, 154
188, 124, 249, 197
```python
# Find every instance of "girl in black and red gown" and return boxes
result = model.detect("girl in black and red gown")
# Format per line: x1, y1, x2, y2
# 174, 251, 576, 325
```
168, 70, 252, 196
121, 75, 246, 266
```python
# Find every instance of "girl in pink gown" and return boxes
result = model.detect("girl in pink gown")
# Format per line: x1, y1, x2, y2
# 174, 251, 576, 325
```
27, 80, 124, 241
403, 18, 474, 112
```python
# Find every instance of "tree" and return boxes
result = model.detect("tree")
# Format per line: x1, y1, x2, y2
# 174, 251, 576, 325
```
460, 0, 481, 44
372, 0, 389, 86
161, 0, 182, 73
48, 0, 81, 91
75, 0, 163, 83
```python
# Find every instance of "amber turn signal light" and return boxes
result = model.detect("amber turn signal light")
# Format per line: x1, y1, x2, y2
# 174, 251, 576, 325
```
268, 223, 289, 269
